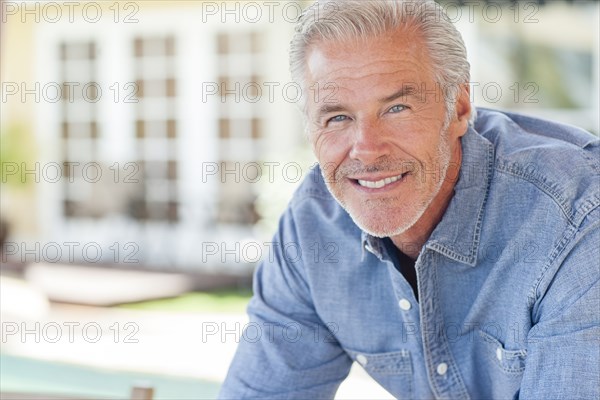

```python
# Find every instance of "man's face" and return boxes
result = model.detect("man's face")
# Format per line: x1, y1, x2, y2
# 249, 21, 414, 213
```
305, 30, 469, 238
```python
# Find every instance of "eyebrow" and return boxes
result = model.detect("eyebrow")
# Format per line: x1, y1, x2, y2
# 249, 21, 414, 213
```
315, 104, 347, 118
380, 85, 419, 104
315, 85, 420, 119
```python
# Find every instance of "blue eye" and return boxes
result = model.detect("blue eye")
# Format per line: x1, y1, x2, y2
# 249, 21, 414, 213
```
389, 105, 406, 113
328, 115, 348, 123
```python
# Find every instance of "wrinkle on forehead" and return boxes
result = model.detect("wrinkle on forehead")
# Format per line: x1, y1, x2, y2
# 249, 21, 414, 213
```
305, 30, 434, 87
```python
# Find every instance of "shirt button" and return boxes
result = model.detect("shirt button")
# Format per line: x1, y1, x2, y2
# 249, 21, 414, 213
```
356, 354, 368, 366
496, 347, 503, 361
436, 362, 448, 376
398, 299, 412, 311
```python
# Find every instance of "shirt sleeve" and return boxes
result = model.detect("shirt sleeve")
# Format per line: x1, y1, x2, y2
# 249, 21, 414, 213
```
218, 206, 353, 399
519, 214, 600, 399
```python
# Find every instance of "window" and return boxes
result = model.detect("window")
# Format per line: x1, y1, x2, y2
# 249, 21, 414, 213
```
131, 36, 179, 222
60, 41, 101, 218
215, 31, 265, 225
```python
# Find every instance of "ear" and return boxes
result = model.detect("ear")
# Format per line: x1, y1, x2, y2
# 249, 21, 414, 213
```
452, 84, 471, 138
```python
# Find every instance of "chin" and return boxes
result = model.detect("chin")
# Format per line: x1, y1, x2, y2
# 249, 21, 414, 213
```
325, 175, 435, 238
345, 201, 426, 238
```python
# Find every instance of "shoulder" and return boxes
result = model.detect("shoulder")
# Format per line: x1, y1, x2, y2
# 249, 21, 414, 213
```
283, 165, 356, 232
475, 108, 598, 150
290, 165, 341, 212
475, 108, 600, 228
291, 165, 333, 203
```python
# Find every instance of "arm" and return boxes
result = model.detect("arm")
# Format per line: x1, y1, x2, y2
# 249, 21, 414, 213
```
519, 214, 600, 398
218, 207, 352, 399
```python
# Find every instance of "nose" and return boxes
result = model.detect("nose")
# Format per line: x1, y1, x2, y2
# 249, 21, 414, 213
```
349, 119, 391, 165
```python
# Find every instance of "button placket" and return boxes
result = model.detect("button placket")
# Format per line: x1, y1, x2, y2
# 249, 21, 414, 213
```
418, 250, 470, 399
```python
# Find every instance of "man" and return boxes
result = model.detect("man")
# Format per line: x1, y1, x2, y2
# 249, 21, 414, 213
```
219, 1, 599, 398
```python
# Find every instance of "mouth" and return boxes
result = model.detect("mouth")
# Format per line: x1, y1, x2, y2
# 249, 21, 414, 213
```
352, 172, 408, 190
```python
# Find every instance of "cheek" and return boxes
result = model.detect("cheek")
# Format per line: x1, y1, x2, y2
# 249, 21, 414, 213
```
312, 132, 349, 168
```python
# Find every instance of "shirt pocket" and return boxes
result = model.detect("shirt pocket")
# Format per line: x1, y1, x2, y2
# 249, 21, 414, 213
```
344, 348, 413, 398
478, 330, 527, 374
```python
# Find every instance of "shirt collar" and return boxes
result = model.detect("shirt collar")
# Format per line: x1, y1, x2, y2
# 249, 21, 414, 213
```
361, 127, 495, 267
361, 231, 384, 261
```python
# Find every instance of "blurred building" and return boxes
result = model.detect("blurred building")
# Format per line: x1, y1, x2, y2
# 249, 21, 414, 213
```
1, 0, 598, 272
1, 0, 307, 272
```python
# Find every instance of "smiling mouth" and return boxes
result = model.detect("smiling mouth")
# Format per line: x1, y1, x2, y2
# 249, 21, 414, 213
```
356, 173, 407, 189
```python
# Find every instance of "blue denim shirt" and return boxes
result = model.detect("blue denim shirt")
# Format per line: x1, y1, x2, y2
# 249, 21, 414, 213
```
219, 109, 600, 399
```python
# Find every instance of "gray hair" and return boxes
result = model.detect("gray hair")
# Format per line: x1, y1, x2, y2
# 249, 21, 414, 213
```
290, 0, 477, 124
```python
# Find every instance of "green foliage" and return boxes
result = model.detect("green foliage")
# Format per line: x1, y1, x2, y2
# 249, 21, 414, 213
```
117, 289, 253, 313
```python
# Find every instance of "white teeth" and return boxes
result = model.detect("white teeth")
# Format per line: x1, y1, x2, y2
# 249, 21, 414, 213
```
358, 174, 404, 189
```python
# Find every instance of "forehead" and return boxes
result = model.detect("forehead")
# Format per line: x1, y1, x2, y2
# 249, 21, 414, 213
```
305, 29, 434, 88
